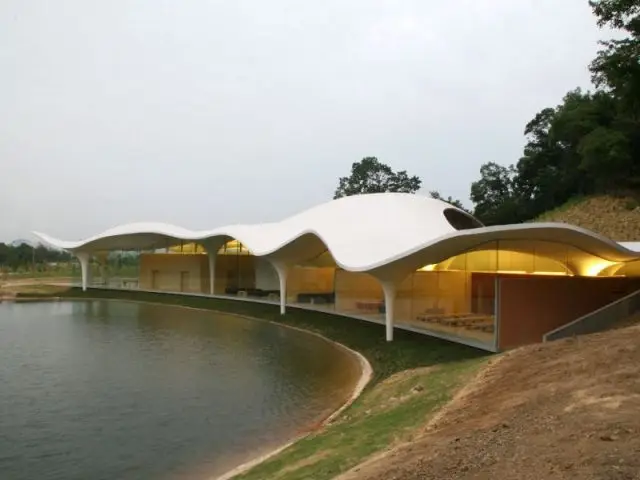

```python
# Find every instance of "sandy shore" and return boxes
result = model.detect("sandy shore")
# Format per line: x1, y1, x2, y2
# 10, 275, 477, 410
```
213, 336, 372, 480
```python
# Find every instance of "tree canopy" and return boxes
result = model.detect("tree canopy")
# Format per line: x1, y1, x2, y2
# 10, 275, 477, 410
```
333, 157, 422, 199
0, 242, 72, 272
467, 0, 640, 225
334, 2, 639, 226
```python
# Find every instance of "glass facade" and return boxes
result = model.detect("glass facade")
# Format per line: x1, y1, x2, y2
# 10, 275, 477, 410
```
89, 238, 635, 350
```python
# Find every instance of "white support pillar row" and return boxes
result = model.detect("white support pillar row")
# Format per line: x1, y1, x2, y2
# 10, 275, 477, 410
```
381, 281, 397, 342
272, 261, 289, 315
76, 252, 90, 292
207, 250, 216, 295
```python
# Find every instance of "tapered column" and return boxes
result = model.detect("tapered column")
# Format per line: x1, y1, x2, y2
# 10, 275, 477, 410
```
76, 252, 90, 291
271, 261, 289, 315
208, 250, 216, 295
381, 281, 397, 342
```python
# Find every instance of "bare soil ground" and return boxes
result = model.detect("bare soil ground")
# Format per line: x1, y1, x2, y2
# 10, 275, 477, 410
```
338, 325, 640, 480
535, 194, 640, 241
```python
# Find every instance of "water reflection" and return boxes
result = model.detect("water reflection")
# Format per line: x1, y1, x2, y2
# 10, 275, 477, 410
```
0, 300, 360, 480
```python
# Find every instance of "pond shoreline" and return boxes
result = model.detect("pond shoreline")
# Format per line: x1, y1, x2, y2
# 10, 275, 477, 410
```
214, 334, 371, 480
8, 293, 373, 480
10, 286, 488, 480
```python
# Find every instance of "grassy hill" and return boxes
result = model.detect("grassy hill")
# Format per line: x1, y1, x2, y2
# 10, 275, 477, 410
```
534, 194, 640, 241
337, 323, 640, 480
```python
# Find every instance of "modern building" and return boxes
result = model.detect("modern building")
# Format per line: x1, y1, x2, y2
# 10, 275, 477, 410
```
34, 193, 640, 352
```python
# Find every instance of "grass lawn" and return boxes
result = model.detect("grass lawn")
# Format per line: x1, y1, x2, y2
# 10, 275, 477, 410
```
13, 285, 490, 479
3, 266, 138, 280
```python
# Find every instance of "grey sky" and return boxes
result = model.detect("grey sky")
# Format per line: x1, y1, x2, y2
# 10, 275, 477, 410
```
1, 0, 609, 242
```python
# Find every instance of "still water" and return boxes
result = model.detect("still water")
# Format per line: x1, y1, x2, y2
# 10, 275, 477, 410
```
0, 300, 361, 480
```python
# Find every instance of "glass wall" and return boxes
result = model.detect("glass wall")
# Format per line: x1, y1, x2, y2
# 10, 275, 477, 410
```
390, 240, 580, 348
332, 270, 383, 318
91, 250, 141, 289
120, 238, 634, 349
287, 266, 336, 308
395, 268, 494, 347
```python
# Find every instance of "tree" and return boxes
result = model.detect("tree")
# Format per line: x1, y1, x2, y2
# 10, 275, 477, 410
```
333, 157, 422, 199
589, 0, 640, 188
463, 1, 640, 224
470, 162, 521, 225
515, 89, 607, 217
0, 242, 74, 272
428, 191, 469, 212
589, 0, 640, 114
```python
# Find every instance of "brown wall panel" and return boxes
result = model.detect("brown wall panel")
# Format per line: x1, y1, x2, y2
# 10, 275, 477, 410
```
287, 267, 335, 301
498, 276, 640, 350
139, 253, 209, 293
335, 270, 382, 312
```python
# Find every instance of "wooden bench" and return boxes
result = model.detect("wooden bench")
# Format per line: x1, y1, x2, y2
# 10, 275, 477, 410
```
356, 301, 384, 313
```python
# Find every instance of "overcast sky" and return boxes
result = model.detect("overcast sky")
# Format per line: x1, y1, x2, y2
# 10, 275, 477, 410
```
1, 0, 610, 242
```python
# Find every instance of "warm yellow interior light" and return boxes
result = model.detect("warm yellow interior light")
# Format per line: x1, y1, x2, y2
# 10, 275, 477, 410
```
418, 264, 437, 271
414, 267, 570, 276
582, 260, 619, 277
530, 271, 569, 276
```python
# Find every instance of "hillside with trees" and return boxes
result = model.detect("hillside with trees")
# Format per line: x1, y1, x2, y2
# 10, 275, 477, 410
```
471, 0, 639, 225
335, 1, 640, 231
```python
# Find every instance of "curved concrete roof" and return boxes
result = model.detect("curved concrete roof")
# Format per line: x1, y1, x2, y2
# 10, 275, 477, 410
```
34, 193, 640, 278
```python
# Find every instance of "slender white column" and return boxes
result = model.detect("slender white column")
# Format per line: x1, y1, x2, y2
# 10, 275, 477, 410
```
381, 281, 397, 342
76, 252, 90, 292
272, 261, 289, 315
208, 250, 216, 295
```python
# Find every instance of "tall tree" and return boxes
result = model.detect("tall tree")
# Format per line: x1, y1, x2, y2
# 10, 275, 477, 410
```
589, 0, 640, 187
333, 157, 422, 199
464, 1, 640, 224
589, 0, 640, 114
470, 162, 521, 225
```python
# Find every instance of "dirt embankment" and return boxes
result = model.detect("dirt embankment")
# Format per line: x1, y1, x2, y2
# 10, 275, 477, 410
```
338, 325, 640, 480
535, 194, 640, 241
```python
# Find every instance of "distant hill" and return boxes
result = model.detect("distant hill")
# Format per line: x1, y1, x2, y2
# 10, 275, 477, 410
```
534, 195, 640, 241
8, 239, 37, 248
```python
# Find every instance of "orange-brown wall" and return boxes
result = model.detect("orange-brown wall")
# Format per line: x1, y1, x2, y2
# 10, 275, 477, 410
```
140, 253, 260, 294
287, 267, 335, 301
498, 275, 640, 350
139, 253, 209, 293
471, 273, 498, 315
335, 270, 382, 312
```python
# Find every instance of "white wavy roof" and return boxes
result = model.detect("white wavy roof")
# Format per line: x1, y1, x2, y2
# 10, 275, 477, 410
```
34, 193, 640, 277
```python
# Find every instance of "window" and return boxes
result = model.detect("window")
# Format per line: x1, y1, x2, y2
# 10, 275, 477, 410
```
443, 208, 483, 230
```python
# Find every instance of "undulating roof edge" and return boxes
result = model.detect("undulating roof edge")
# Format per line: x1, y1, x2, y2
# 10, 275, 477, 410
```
33, 193, 640, 272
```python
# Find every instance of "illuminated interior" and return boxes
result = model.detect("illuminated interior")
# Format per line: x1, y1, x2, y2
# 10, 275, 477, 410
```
166, 239, 629, 278
417, 240, 625, 278
167, 240, 252, 255
132, 237, 640, 351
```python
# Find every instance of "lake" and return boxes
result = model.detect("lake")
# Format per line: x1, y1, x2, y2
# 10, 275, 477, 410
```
0, 300, 362, 479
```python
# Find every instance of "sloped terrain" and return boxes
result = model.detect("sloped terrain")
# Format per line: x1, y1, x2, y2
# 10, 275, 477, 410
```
338, 325, 640, 480
535, 195, 640, 241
